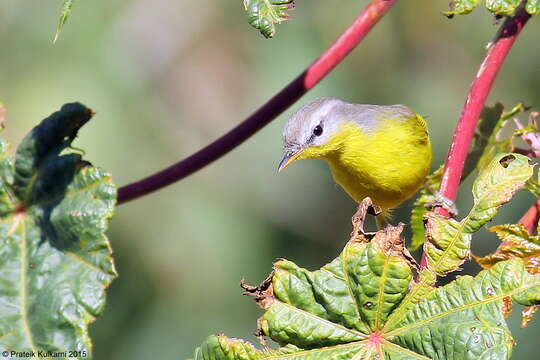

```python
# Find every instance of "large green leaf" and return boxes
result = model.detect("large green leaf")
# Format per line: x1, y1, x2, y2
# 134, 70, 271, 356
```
190, 199, 540, 359
386, 259, 540, 359
0, 103, 116, 359
243, 0, 295, 38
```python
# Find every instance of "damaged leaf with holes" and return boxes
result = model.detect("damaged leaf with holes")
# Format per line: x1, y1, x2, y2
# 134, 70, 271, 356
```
189, 195, 540, 360
423, 153, 533, 276
243, 0, 296, 38
0, 104, 117, 358
474, 223, 540, 327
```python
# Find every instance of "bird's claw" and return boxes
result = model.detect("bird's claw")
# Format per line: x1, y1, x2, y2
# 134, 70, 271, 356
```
425, 191, 458, 216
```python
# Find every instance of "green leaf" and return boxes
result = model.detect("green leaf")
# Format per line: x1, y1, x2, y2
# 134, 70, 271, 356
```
409, 103, 519, 252
485, 0, 521, 16
409, 166, 443, 251
444, 0, 539, 16
525, 172, 540, 198
468, 153, 533, 231
54, 0, 75, 43
0, 103, 116, 358
526, 0, 540, 14
422, 153, 532, 276
423, 213, 472, 276
262, 224, 412, 346
190, 199, 540, 359
243, 0, 295, 38
386, 259, 540, 359
443, 0, 482, 16
190, 335, 302, 360
474, 223, 540, 327
475, 224, 540, 275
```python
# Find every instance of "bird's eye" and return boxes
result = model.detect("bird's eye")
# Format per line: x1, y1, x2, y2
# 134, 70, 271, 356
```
313, 125, 323, 136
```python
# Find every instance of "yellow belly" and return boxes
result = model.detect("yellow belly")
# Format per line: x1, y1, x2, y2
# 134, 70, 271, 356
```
325, 118, 432, 209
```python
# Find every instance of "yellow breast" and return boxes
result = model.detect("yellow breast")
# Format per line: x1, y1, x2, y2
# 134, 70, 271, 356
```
302, 116, 432, 210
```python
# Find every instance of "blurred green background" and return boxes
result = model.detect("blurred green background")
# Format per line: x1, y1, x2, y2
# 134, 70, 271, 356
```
0, 1, 539, 359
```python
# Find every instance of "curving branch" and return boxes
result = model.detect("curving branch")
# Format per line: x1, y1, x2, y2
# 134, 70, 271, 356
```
117, 0, 398, 205
420, 6, 531, 269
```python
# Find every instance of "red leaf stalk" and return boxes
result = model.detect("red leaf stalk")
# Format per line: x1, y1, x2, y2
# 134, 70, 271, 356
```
420, 7, 531, 269
117, 0, 398, 205
519, 200, 540, 234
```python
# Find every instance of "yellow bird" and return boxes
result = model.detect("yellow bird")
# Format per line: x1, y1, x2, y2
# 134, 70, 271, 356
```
278, 97, 432, 215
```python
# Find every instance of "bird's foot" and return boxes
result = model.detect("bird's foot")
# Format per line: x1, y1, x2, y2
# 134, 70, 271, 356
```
423, 181, 458, 216
425, 191, 458, 216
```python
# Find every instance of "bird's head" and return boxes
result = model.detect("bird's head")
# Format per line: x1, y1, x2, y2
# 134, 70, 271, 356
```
279, 97, 350, 172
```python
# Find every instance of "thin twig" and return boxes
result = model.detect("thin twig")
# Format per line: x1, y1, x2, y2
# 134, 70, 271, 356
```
420, 6, 531, 269
117, 0, 398, 205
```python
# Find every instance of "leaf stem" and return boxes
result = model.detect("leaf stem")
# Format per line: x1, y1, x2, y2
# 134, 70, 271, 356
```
117, 0, 398, 205
419, 6, 531, 269
519, 200, 540, 234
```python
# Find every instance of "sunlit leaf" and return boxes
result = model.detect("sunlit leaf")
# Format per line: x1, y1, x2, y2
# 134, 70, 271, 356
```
424, 213, 471, 276
0, 103, 116, 358
444, 0, 482, 16
474, 223, 540, 327
422, 153, 533, 276
386, 259, 540, 358
469, 153, 533, 230
444, 0, 539, 16
526, 0, 540, 14
243, 0, 295, 38
475, 223, 540, 274
410, 104, 527, 252
485, 0, 522, 16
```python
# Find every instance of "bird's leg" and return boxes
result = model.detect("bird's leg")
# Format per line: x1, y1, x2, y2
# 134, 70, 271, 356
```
424, 183, 459, 216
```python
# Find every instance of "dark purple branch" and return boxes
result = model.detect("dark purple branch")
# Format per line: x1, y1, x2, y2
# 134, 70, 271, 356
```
117, 0, 398, 204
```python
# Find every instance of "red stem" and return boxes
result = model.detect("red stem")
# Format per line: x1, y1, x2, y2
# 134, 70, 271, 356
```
117, 0, 398, 204
519, 200, 540, 234
419, 7, 531, 269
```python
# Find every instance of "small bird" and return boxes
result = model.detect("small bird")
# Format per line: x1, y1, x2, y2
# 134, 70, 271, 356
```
279, 97, 432, 216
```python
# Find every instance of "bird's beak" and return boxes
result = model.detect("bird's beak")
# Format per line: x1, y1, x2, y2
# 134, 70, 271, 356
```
278, 149, 303, 172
